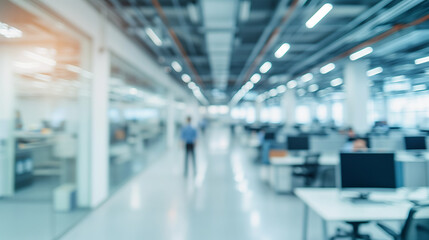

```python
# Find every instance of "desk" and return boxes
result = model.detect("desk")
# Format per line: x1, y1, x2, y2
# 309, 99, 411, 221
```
268, 153, 338, 192
295, 188, 429, 240
269, 152, 429, 192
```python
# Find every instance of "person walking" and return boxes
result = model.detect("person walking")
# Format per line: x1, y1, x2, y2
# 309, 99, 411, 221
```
181, 116, 197, 177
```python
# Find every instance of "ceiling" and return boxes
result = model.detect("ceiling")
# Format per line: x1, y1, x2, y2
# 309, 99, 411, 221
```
93, 0, 429, 104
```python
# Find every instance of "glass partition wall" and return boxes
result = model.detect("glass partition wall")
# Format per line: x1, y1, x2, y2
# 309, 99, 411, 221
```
108, 55, 167, 193
0, 1, 91, 239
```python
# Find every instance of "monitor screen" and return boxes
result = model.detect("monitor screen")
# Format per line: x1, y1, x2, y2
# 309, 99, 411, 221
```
340, 153, 396, 190
404, 136, 427, 150
264, 132, 276, 140
287, 136, 309, 151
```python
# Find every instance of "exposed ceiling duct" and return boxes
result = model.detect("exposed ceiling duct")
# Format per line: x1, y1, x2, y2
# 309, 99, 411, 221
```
201, 0, 238, 90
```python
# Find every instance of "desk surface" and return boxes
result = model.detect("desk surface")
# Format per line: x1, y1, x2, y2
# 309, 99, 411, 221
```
295, 188, 429, 222
270, 151, 429, 166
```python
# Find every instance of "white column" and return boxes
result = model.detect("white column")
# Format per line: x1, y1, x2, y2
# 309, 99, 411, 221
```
255, 101, 262, 123
344, 60, 370, 134
87, 13, 110, 208
282, 90, 296, 126
0, 48, 15, 197
166, 93, 176, 148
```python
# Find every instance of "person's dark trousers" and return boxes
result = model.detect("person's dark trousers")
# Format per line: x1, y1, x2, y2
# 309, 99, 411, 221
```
184, 143, 196, 177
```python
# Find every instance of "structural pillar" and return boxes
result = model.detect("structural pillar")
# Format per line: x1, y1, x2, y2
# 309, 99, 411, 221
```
166, 93, 176, 148
344, 60, 370, 134
0, 47, 15, 197
255, 101, 262, 123
282, 90, 296, 126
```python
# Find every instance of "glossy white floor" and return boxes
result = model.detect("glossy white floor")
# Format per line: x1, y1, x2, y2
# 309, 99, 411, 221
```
60, 124, 389, 240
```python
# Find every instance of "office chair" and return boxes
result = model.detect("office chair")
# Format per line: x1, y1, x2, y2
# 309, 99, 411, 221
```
377, 203, 429, 240
292, 153, 320, 186
331, 221, 371, 240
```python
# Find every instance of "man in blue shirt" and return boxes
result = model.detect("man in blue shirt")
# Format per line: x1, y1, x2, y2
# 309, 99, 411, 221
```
181, 117, 197, 177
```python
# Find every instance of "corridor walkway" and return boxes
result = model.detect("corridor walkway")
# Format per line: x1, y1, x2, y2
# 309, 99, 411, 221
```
60, 124, 321, 240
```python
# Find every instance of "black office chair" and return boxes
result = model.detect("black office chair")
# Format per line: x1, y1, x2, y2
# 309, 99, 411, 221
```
331, 221, 371, 240
292, 153, 320, 187
377, 203, 429, 240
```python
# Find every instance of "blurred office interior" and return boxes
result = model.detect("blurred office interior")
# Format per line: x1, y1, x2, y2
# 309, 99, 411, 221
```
0, 0, 429, 239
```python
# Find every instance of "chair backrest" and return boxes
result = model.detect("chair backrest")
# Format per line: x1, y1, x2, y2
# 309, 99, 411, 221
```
401, 204, 429, 240
304, 153, 321, 165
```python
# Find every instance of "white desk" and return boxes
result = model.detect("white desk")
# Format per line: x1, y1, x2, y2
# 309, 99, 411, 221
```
295, 188, 429, 240
268, 153, 338, 192
268, 152, 429, 192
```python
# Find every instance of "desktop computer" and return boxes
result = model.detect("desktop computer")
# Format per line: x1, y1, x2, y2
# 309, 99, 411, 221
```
404, 136, 427, 151
287, 136, 309, 150
287, 136, 310, 156
339, 152, 397, 201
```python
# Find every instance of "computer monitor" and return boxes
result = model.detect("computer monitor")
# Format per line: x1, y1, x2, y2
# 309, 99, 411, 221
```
339, 152, 397, 199
404, 136, 427, 151
264, 131, 276, 141
287, 136, 309, 151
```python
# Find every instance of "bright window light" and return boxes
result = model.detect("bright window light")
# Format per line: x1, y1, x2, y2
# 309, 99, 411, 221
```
415, 56, 429, 65
259, 61, 272, 74
274, 43, 290, 58
305, 3, 333, 29
366, 67, 383, 77
0, 22, 22, 38
287, 80, 298, 89
330, 78, 343, 87
181, 74, 191, 83
24, 51, 56, 66
250, 73, 261, 83
413, 84, 426, 91
308, 84, 319, 92
320, 63, 335, 74
349, 47, 373, 61
171, 61, 182, 72
145, 28, 163, 46
301, 73, 313, 82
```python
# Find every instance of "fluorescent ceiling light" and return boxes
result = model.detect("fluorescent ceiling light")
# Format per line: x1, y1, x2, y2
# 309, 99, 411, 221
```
181, 74, 191, 83
171, 61, 182, 72
250, 73, 261, 83
320, 63, 335, 74
413, 84, 426, 91
366, 67, 383, 77
145, 28, 163, 46
305, 3, 333, 29
276, 85, 287, 93
415, 56, 429, 65
391, 75, 407, 82
259, 61, 272, 74
188, 82, 197, 89
287, 80, 298, 89
274, 43, 290, 58
244, 81, 254, 90
349, 47, 373, 61
308, 84, 319, 92
239, 1, 251, 22
129, 88, 138, 95
301, 73, 313, 82
384, 82, 411, 92
297, 89, 306, 96
24, 51, 56, 66
187, 4, 199, 24
269, 89, 278, 97
0, 22, 22, 38
330, 78, 343, 87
